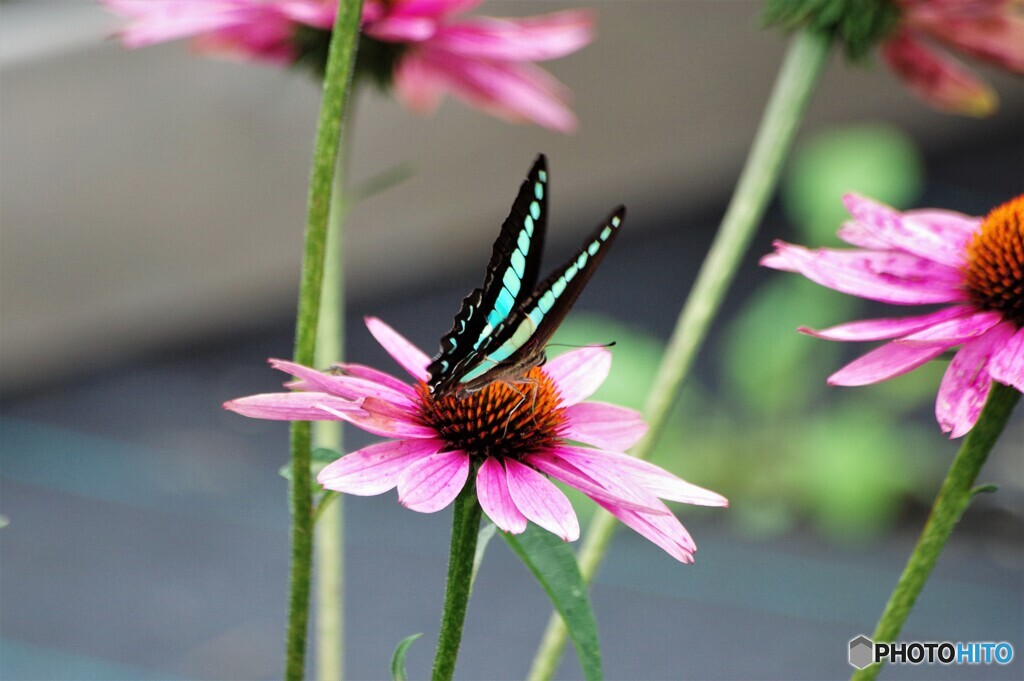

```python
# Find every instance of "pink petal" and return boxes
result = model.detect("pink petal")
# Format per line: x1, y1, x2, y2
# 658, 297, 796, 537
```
393, 53, 448, 114
223, 392, 360, 421
397, 450, 470, 512
407, 49, 578, 132
331, 362, 419, 401
384, 0, 482, 20
317, 438, 445, 495
764, 241, 966, 305
364, 317, 430, 382
525, 452, 668, 514
828, 341, 954, 386
843, 193, 972, 268
900, 209, 980, 263
897, 310, 1004, 344
429, 10, 594, 61
990, 325, 1024, 392
475, 457, 528, 534
936, 324, 1016, 437
595, 499, 696, 564
364, 15, 439, 42
799, 306, 971, 341
270, 359, 416, 408
550, 446, 728, 507
543, 347, 612, 407
882, 29, 997, 117
104, 0, 250, 48
910, 4, 1024, 73
560, 402, 648, 451
836, 220, 893, 249
338, 397, 436, 439
504, 459, 579, 541
279, 0, 337, 29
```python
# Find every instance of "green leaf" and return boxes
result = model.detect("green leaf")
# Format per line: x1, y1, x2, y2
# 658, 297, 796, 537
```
971, 484, 999, 498
390, 633, 422, 681
504, 526, 602, 681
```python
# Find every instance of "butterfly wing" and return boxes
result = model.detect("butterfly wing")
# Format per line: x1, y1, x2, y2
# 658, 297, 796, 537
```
428, 155, 549, 394
454, 206, 625, 395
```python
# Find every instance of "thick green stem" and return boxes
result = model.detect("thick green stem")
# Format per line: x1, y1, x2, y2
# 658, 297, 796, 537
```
852, 382, 1020, 681
526, 28, 831, 681
431, 490, 483, 681
285, 2, 363, 680
314, 168, 348, 681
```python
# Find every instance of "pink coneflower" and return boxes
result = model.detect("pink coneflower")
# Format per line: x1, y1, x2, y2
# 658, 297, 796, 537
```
881, 0, 1024, 116
763, 193, 1024, 437
103, 0, 594, 131
225, 317, 727, 563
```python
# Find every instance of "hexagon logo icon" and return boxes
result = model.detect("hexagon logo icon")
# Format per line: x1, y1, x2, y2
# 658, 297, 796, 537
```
849, 635, 874, 669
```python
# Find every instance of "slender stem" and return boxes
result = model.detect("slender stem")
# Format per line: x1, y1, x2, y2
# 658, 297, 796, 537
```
285, 3, 363, 680
315, 167, 348, 681
431, 490, 483, 681
526, 28, 831, 681
852, 382, 1020, 681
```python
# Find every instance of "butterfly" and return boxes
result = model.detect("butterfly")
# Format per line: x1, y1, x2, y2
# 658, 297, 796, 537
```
428, 154, 625, 399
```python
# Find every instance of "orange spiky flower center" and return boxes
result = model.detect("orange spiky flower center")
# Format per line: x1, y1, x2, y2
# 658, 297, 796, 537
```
417, 367, 566, 461
963, 194, 1024, 329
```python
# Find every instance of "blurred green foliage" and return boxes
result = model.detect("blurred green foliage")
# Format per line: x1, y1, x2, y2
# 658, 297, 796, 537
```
552, 125, 959, 545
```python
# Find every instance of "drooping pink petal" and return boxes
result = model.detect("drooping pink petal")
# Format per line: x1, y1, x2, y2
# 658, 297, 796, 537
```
364, 15, 440, 42
270, 358, 416, 408
504, 459, 579, 541
525, 452, 668, 514
900, 209, 981, 264
799, 306, 971, 342
393, 53, 448, 114
881, 28, 996, 117
990, 325, 1024, 392
318, 438, 445, 495
104, 0, 251, 48
828, 341, 954, 386
364, 317, 431, 382
909, 3, 1024, 73
429, 10, 594, 61
543, 347, 612, 407
408, 48, 578, 132
397, 449, 470, 512
936, 323, 1016, 437
560, 402, 648, 451
475, 457, 528, 533
223, 391, 361, 421
836, 219, 893, 250
330, 362, 419, 401
337, 397, 436, 439
763, 241, 967, 305
278, 0, 337, 29
897, 309, 1004, 344
843, 193, 973, 268
550, 446, 729, 507
382, 0, 482, 20
595, 499, 695, 564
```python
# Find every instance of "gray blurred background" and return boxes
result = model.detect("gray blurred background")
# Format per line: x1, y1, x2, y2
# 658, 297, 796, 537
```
2, 1, 1022, 680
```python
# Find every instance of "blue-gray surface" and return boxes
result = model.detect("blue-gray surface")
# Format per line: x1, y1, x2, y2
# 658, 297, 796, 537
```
3, 133, 1023, 680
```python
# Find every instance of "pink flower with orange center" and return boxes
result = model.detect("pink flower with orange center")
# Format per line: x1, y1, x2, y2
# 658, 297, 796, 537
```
763, 193, 1024, 437
225, 317, 727, 563
881, 0, 1024, 116
103, 0, 594, 131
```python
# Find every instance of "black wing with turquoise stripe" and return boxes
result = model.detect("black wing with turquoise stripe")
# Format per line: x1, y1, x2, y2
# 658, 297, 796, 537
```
452, 207, 624, 395
428, 155, 549, 393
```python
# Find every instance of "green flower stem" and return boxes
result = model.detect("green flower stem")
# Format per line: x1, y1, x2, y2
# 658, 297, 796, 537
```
286, 2, 363, 680
314, 167, 348, 681
526, 28, 831, 681
431, 489, 484, 681
852, 382, 1020, 681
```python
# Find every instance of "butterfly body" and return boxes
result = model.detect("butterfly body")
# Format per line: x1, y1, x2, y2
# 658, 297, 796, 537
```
428, 155, 624, 399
